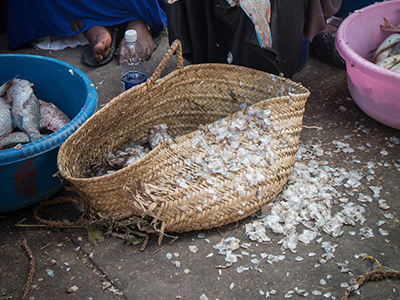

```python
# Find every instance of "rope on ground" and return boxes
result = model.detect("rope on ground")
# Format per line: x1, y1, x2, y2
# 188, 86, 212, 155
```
341, 255, 400, 300
20, 238, 35, 300
33, 196, 88, 227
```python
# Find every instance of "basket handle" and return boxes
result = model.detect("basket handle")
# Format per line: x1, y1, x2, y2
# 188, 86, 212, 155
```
147, 39, 184, 86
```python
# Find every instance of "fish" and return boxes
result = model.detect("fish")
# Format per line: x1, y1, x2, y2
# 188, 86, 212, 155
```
0, 131, 31, 149
39, 100, 70, 132
374, 41, 400, 63
376, 53, 400, 69
7, 79, 42, 141
372, 33, 400, 62
391, 41, 400, 55
108, 156, 128, 169
380, 17, 400, 33
0, 96, 13, 138
375, 47, 393, 63
389, 61, 400, 72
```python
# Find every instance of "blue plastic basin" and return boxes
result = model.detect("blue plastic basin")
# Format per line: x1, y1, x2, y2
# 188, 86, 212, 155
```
0, 54, 97, 213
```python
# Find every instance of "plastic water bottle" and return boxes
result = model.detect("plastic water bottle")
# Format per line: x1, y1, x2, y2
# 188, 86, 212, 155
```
119, 29, 147, 92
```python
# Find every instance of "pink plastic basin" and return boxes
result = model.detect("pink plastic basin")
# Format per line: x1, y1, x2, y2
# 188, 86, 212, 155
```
336, 0, 400, 129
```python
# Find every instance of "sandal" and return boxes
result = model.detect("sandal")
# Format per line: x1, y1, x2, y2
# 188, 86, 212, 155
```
81, 28, 118, 67
153, 31, 161, 52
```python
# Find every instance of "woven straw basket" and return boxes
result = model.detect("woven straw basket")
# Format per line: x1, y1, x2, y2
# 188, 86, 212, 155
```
58, 40, 310, 234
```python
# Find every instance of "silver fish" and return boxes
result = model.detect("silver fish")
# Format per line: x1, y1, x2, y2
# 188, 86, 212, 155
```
375, 42, 400, 63
373, 33, 400, 62
376, 53, 400, 69
39, 100, 70, 132
376, 47, 393, 63
7, 79, 42, 141
0, 97, 13, 138
0, 131, 31, 149
390, 41, 400, 55
389, 61, 400, 72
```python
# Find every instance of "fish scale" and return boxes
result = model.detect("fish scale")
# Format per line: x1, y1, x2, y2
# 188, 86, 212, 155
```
239, 0, 272, 48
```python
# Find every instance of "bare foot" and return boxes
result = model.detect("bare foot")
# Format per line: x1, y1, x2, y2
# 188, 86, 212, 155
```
84, 25, 113, 62
122, 20, 154, 60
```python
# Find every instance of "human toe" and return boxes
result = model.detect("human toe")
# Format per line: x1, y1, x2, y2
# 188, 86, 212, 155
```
93, 52, 104, 62
144, 46, 152, 60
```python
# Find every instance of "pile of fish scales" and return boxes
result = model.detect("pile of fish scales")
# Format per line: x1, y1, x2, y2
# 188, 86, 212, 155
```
172, 105, 284, 197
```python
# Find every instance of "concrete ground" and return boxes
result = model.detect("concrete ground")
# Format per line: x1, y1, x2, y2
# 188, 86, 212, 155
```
0, 30, 399, 300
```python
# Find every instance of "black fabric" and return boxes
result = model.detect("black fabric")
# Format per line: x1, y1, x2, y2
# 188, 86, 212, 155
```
165, 0, 341, 78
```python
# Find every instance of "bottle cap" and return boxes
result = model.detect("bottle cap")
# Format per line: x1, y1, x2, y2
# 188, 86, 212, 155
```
125, 30, 137, 43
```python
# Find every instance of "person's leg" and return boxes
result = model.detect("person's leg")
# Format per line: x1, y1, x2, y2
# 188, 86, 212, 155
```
82, 19, 154, 63
123, 19, 153, 60
84, 25, 113, 62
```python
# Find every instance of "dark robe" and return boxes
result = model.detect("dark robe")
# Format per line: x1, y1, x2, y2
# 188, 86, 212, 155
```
165, 0, 342, 78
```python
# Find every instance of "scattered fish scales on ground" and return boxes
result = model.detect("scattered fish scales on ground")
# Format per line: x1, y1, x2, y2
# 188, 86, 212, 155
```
248, 135, 397, 250
203, 132, 400, 297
